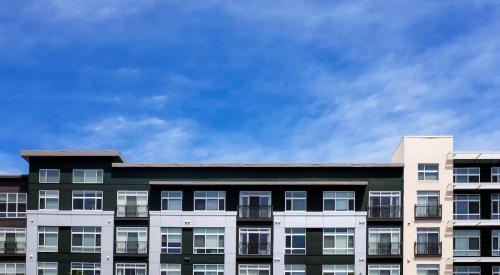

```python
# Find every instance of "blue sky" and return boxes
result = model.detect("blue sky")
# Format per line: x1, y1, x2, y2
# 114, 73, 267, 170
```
1, 1, 500, 172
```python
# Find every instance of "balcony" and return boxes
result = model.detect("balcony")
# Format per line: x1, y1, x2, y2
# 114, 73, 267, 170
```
115, 241, 148, 254
238, 242, 271, 256
415, 205, 442, 219
367, 205, 402, 219
414, 242, 442, 257
238, 205, 272, 220
0, 241, 26, 254
116, 205, 148, 218
368, 242, 401, 256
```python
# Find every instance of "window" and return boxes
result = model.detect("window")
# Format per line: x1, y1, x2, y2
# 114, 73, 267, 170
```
161, 228, 182, 254
0, 228, 26, 254
117, 191, 148, 217
0, 193, 26, 218
37, 263, 57, 275
493, 266, 500, 275
286, 265, 306, 275
39, 190, 59, 210
493, 195, 500, 219
0, 263, 24, 275
454, 194, 480, 220
322, 265, 354, 275
454, 230, 480, 256
239, 191, 271, 219
161, 264, 181, 275
194, 228, 224, 254
71, 227, 101, 253
416, 228, 440, 255
324, 191, 355, 211
239, 228, 271, 255
286, 228, 306, 254
368, 265, 400, 275
194, 191, 225, 211
418, 163, 439, 180
116, 227, 148, 254
239, 264, 270, 275
453, 266, 480, 275
38, 226, 58, 252
323, 228, 354, 255
161, 191, 182, 211
39, 169, 60, 183
73, 169, 103, 183
454, 168, 480, 183
368, 191, 401, 218
71, 263, 100, 275
493, 230, 500, 256
286, 191, 306, 211
493, 168, 500, 182
193, 264, 223, 275
416, 191, 440, 218
72, 191, 103, 210
115, 263, 146, 275
368, 228, 400, 255
417, 264, 439, 275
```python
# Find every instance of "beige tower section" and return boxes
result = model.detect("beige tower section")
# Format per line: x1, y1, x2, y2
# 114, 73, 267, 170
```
392, 136, 454, 275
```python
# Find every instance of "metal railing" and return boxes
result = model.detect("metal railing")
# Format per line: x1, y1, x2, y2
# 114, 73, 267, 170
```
414, 242, 442, 256
415, 205, 442, 219
116, 205, 148, 218
367, 205, 402, 219
238, 205, 273, 219
0, 241, 26, 254
115, 241, 148, 254
368, 242, 401, 256
238, 242, 271, 255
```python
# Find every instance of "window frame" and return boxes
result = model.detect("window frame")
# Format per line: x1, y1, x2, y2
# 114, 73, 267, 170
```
161, 191, 183, 211
418, 163, 439, 181
453, 266, 481, 275
285, 191, 307, 212
493, 266, 500, 275
38, 226, 58, 252
39, 190, 59, 211
0, 228, 26, 254
115, 227, 148, 254
368, 228, 400, 255
71, 262, 101, 275
71, 227, 101, 253
453, 194, 480, 220
493, 168, 500, 183
416, 264, 439, 275
72, 169, 104, 184
323, 191, 355, 211
116, 191, 148, 217
115, 263, 147, 274
492, 230, 500, 256
192, 264, 224, 275
322, 265, 354, 275
238, 228, 271, 255
0, 263, 25, 275
285, 265, 306, 275
194, 191, 225, 211
72, 191, 103, 211
161, 228, 182, 254
453, 230, 480, 256
161, 264, 181, 275
193, 228, 224, 254
37, 262, 58, 275
323, 228, 355, 255
492, 194, 500, 219
454, 167, 480, 183
239, 264, 270, 275
39, 169, 60, 183
285, 228, 306, 255
0, 193, 27, 218
368, 265, 400, 275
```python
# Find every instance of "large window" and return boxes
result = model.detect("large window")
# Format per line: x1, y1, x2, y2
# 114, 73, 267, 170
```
161, 264, 181, 275
71, 263, 100, 275
161, 191, 182, 211
368, 265, 400, 275
38, 263, 57, 275
454, 194, 480, 220
116, 191, 148, 217
71, 227, 101, 253
0, 263, 24, 275
368, 191, 400, 218
493, 194, 500, 219
115, 263, 146, 275
493, 168, 500, 182
454, 230, 480, 256
38, 226, 58, 252
73, 169, 103, 183
239, 191, 271, 219
416, 228, 440, 255
72, 191, 103, 210
323, 228, 354, 255
0, 228, 25, 254
39, 190, 59, 210
193, 228, 224, 254
286, 265, 306, 275
286, 228, 306, 255
194, 191, 225, 211
161, 228, 182, 254
285, 191, 306, 211
453, 266, 480, 275
493, 230, 500, 256
116, 227, 148, 254
417, 264, 439, 275
322, 265, 354, 275
0, 193, 26, 218
239, 264, 270, 275
454, 168, 480, 183
239, 228, 271, 255
416, 191, 440, 218
493, 266, 500, 275
39, 169, 60, 183
324, 191, 355, 211
368, 228, 400, 255
418, 163, 439, 180
193, 264, 223, 275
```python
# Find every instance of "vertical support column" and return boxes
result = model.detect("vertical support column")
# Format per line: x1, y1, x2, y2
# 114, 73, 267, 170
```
225, 215, 237, 275
101, 217, 114, 275
149, 214, 161, 275
354, 215, 367, 275
25, 213, 37, 274
273, 214, 285, 275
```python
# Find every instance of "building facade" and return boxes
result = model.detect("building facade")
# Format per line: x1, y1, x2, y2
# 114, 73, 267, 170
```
0, 136, 498, 275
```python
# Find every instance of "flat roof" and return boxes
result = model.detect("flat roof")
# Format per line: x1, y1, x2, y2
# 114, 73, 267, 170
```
150, 180, 368, 186
0, 174, 27, 179
113, 163, 404, 168
452, 151, 500, 160
21, 150, 125, 162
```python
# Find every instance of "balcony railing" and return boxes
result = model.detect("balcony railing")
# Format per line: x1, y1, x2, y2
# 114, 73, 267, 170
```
115, 241, 148, 254
238, 242, 271, 255
415, 205, 442, 219
368, 205, 402, 219
238, 205, 273, 219
368, 242, 401, 256
414, 242, 442, 256
0, 241, 26, 254
116, 205, 148, 218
